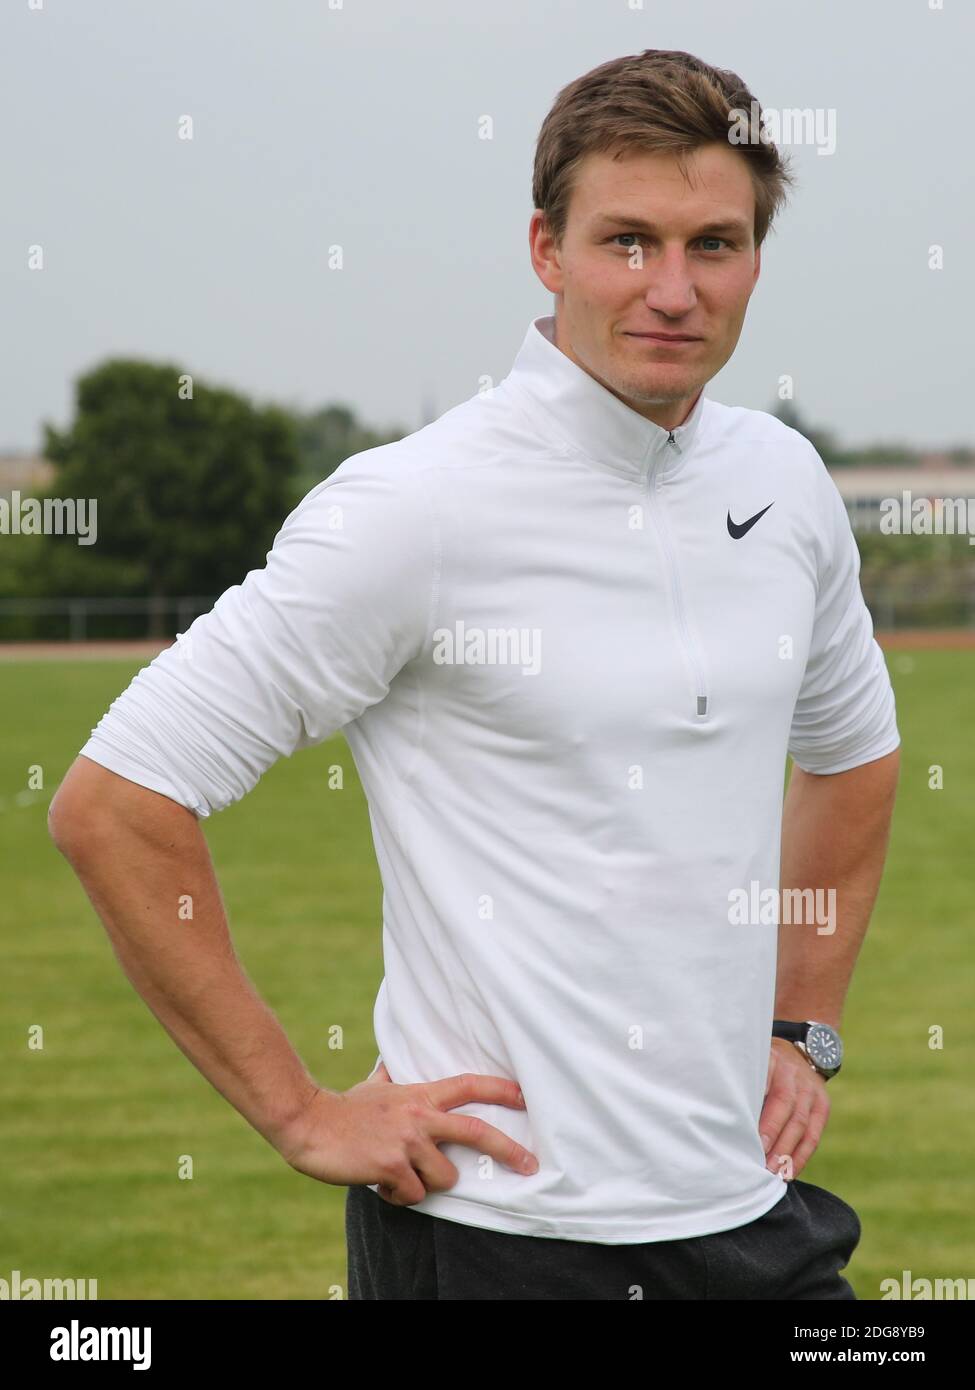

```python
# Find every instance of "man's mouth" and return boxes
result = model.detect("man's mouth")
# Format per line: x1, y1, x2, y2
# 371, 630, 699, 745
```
624, 331, 702, 343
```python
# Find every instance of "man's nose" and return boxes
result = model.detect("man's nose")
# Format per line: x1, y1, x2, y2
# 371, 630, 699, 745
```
642, 248, 697, 318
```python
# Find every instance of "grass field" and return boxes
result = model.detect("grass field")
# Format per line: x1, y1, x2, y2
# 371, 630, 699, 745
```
1, 650, 973, 1299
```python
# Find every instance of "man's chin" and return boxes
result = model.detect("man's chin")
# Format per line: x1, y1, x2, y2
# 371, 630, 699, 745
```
609, 366, 704, 408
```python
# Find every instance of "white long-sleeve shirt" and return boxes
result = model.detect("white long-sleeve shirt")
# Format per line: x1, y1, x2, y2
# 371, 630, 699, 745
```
79, 314, 900, 1243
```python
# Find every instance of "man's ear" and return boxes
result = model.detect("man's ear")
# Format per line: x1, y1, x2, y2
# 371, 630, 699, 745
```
752, 242, 762, 289
529, 210, 565, 296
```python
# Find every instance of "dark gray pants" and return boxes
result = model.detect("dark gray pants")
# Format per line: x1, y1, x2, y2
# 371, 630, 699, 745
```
345, 1179, 861, 1300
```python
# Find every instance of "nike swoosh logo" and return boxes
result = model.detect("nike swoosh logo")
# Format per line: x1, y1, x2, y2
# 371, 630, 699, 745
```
727, 502, 774, 539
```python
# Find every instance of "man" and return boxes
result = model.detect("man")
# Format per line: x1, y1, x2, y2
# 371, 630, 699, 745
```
49, 49, 900, 1300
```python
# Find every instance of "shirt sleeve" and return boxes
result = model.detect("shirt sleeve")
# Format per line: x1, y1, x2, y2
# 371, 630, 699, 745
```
78, 450, 437, 816
787, 450, 900, 775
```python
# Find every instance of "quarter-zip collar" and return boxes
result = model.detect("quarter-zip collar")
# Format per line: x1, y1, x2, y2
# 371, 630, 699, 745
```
504, 313, 708, 482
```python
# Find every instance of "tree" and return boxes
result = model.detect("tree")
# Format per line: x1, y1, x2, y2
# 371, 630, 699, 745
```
770, 399, 842, 464
39, 360, 301, 634
290, 403, 406, 506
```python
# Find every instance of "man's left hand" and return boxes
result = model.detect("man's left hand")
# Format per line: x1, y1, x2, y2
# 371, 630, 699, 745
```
758, 1037, 830, 1180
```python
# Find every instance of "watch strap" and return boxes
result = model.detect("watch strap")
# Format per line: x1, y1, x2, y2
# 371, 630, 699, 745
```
771, 1018, 809, 1044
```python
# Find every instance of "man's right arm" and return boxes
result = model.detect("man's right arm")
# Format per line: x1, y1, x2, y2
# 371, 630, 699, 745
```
49, 756, 536, 1200
48, 755, 539, 1204
48, 755, 322, 1155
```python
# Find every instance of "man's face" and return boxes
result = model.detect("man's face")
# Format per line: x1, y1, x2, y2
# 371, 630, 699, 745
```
529, 143, 762, 431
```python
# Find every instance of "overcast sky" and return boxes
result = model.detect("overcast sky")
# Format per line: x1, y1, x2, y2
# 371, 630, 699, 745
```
3, 0, 972, 454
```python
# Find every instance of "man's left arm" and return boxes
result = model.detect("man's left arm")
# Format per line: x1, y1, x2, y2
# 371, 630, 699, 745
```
761, 443, 903, 1178
760, 747, 900, 1177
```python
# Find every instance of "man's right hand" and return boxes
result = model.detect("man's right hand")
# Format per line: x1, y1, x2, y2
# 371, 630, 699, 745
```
277, 1063, 539, 1205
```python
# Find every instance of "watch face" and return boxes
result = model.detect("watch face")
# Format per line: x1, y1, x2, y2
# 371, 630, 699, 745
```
806, 1024, 843, 1071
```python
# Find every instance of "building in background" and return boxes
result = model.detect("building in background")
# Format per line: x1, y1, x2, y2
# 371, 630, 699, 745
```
832, 464, 975, 535
0, 452, 55, 496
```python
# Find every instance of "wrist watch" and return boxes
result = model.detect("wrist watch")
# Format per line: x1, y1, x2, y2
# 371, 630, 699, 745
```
772, 1019, 843, 1080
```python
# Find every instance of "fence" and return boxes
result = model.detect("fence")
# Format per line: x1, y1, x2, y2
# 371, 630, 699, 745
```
1, 587, 974, 642
0, 597, 215, 642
